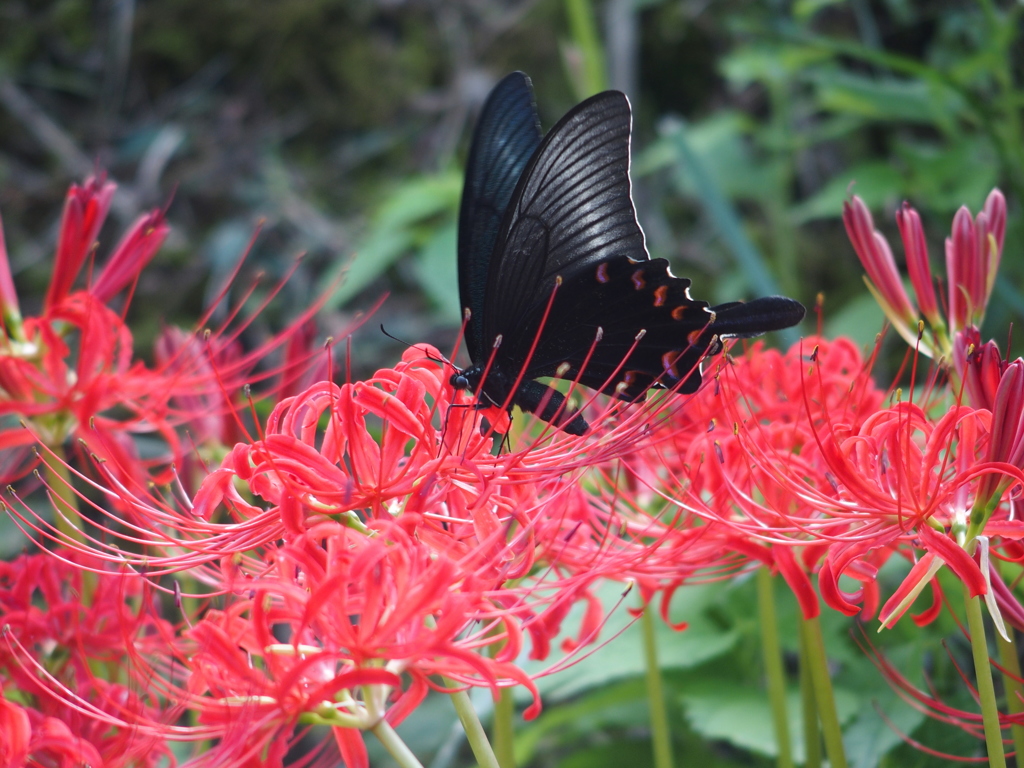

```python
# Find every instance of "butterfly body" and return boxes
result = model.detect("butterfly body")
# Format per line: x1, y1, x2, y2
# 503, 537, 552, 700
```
453, 73, 805, 435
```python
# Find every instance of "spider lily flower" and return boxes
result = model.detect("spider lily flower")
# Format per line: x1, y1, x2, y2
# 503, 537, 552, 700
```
103, 521, 544, 768
43, 175, 117, 314
952, 327, 1004, 411
624, 337, 887, 618
645, 333, 1024, 629
946, 190, 1005, 334
972, 359, 1024, 536
13, 344, 629, 619
843, 197, 921, 350
843, 189, 1006, 359
0, 553, 176, 767
9, 346, 643, 757
0, 173, 330, 486
0, 210, 19, 331
792, 399, 1018, 625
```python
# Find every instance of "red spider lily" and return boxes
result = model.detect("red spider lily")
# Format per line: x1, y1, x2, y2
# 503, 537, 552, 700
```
42, 175, 117, 314
0, 173, 337, 487
973, 359, 1024, 530
154, 325, 245, 449
0, 552, 177, 767
19, 344, 640, 579
3, 342, 664, 761
844, 197, 920, 346
843, 189, 1006, 358
954, 327, 1004, 411
627, 337, 884, 608
71, 520, 547, 768
632, 333, 1024, 628
0, 209, 18, 329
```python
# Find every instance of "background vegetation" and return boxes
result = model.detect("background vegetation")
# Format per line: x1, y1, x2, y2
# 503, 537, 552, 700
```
1, 0, 1022, 765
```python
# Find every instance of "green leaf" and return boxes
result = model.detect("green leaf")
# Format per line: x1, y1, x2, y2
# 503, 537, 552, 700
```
838, 648, 928, 768
522, 581, 739, 702
896, 136, 999, 213
323, 172, 461, 308
810, 70, 966, 131
720, 44, 832, 87
680, 680, 859, 761
824, 290, 887, 349
559, 738, 654, 768
515, 679, 650, 765
790, 161, 905, 224
793, 0, 845, 21
411, 221, 460, 323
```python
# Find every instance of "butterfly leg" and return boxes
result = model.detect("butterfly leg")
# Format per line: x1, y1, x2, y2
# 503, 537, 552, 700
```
514, 380, 589, 435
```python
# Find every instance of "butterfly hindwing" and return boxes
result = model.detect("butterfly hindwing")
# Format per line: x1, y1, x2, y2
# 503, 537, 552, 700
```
458, 72, 542, 362
501, 256, 716, 399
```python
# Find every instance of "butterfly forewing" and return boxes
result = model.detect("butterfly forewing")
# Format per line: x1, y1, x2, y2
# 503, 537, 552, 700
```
458, 72, 542, 362
482, 91, 648, 348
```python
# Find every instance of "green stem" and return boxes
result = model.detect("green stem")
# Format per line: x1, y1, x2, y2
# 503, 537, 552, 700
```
757, 568, 794, 768
798, 623, 822, 768
965, 589, 1008, 768
563, 0, 607, 96
446, 681, 501, 768
640, 603, 675, 768
997, 561, 1024, 768
996, 628, 1024, 768
371, 717, 426, 768
493, 688, 516, 768
800, 615, 848, 768
42, 443, 83, 545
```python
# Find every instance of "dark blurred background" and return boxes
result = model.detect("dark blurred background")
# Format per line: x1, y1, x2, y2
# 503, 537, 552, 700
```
1, 0, 1022, 381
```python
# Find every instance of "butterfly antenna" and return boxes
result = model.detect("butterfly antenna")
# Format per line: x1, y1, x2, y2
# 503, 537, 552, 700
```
379, 324, 455, 369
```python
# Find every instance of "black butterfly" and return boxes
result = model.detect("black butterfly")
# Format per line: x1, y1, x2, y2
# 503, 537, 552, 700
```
451, 72, 805, 435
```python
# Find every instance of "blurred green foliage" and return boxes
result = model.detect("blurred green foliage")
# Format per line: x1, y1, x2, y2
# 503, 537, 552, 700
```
2, 2, 1023, 764
2, 0, 1023, 375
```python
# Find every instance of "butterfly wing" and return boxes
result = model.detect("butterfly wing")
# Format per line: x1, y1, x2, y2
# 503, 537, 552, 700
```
458, 72, 542, 363
480, 90, 708, 394
481, 90, 648, 349
479, 88, 804, 405
531, 266, 806, 399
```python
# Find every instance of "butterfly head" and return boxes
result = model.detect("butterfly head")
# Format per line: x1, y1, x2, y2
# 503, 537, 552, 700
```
450, 371, 472, 391
450, 365, 511, 409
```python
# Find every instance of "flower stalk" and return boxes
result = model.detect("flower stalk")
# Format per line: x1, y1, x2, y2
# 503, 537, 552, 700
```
995, 627, 1024, 768
371, 718, 427, 768
41, 444, 83, 546
800, 616, 847, 768
757, 567, 794, 768
641, 602, 675, 768
965, 588, 1008, 768
493, 688, 516, 768
446, 681, 502, 768
966, 585, 1007, 765
798, 625, 822, 768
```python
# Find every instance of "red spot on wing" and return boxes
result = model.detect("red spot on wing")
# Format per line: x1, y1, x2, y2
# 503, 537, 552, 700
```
632, 269, 646, 290
653, 285, 669, 307
672, 305, 687, 320
596, 263, 610, 283
661, 351, 680, 380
